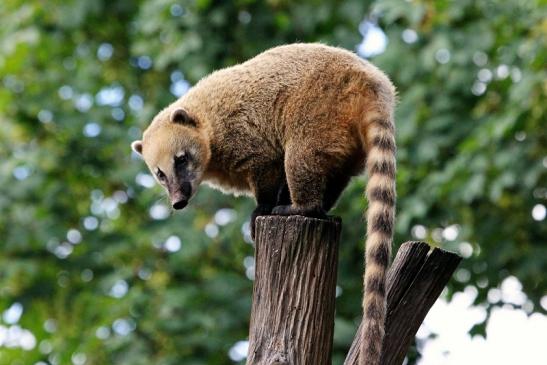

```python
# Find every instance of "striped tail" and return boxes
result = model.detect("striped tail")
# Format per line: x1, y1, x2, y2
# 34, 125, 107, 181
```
361, 112, 396, 365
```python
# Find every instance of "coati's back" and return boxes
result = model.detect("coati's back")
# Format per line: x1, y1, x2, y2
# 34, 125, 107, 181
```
180, 43, 393, 140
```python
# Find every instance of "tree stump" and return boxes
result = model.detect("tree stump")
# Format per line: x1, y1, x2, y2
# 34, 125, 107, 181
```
247, 215, 341, 365
246, 216, 462, 365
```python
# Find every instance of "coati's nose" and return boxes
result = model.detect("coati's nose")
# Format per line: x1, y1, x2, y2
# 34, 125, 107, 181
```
172, 199, 188, 210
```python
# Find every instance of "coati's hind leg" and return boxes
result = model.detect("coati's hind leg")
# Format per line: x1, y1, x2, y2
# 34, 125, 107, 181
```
322, 173, 352, 212
322, 157, 363, 211
271, 144, 329, 218
276, 181, 292, 206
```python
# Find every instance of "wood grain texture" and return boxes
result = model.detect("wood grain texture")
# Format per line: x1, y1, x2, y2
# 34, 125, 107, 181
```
344, 241, 462, 365
246, 215, 341, 365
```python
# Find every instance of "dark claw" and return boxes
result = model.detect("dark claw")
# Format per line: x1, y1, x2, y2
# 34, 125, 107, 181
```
271, 204, 327, 219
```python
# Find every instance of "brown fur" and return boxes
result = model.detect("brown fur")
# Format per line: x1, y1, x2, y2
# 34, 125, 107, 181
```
132, 43, 396, 365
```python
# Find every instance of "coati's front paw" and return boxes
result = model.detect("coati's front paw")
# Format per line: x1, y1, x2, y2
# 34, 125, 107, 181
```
250, 204, 274, 240
271, 204, 327, 219
271, 205, 293, 215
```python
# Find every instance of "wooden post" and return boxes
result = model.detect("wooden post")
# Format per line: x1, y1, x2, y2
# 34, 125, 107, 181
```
246, 215, 461, 365
344, 241, 462, 365
246, 215, 341, 365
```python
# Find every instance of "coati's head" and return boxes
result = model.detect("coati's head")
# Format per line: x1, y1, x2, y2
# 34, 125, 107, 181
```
131, 107, 210, 210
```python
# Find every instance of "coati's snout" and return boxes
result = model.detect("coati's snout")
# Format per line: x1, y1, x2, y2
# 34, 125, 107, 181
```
172, 199, 187, 210
170, 181, 192, 210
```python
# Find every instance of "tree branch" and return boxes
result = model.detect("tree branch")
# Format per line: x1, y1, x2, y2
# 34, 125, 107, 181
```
344, 241, 462, 365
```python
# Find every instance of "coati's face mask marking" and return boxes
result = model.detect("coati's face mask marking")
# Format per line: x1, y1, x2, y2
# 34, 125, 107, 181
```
131, 108, 209, 210
151, 146, 200, 210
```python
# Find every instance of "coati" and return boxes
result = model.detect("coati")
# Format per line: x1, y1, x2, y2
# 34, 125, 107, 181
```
131, 43, 396, 365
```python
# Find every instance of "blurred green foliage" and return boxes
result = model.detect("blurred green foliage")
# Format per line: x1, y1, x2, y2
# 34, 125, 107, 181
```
0, 0, 545, 364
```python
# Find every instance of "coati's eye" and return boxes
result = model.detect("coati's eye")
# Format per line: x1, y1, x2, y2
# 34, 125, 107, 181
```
174, 152, 188, 166
156, 168, 166, 182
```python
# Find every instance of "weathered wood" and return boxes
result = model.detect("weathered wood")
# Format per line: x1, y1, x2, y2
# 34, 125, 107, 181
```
247, 215, 341, 365
344, 241, 462, 365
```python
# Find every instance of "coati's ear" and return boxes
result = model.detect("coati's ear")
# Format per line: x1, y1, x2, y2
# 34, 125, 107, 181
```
131, 140, 143, 155
170, 108, 196, 127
